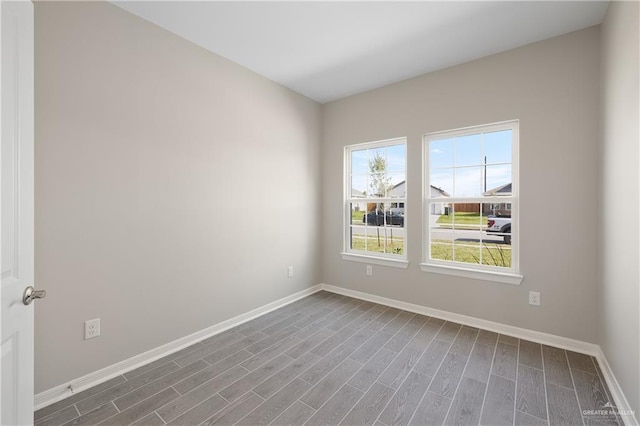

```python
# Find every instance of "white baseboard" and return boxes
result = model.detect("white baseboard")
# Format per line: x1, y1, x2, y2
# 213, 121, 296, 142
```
596, 346, 639, 426
320, 284, 598, 354
34, 284, 323, 411
320, 283, 638, 426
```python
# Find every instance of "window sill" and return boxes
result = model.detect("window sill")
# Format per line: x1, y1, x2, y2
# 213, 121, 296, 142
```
341, 252, 409, 269
420, 263, 523, 285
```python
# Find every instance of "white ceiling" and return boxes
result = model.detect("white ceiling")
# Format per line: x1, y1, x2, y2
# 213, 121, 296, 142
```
114, 1, 609, 103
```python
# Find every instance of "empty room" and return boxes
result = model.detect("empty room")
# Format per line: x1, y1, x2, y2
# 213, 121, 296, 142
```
1, 1, 638, 425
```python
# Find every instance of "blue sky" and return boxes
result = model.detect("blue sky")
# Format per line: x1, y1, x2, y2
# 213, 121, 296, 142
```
430, 129, 512, 197
350, 130, 512, 198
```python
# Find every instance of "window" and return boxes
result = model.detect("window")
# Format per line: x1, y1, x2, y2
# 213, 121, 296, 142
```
343, 138, 408, 268
422, 121, 521, 284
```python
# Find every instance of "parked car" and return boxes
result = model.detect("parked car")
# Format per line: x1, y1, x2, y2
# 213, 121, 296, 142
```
363, 210, 404, 226
486, 215, 511, 244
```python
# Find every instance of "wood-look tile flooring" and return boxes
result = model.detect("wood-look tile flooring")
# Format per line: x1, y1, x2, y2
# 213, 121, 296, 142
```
36, 291, 622, 426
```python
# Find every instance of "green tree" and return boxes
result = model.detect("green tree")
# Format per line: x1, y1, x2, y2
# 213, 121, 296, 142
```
369, 151, 392, 197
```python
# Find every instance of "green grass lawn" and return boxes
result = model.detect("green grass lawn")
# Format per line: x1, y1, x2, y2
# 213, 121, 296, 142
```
436, 212, 488, 230
351, 210, 365, 223
431, 239, 511, 267
349, 237, 509, 265
351, 234, 404, 255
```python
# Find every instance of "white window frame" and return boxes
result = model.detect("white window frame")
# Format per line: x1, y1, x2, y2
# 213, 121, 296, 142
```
421, 120, 522, 285
342, 137, 409, 269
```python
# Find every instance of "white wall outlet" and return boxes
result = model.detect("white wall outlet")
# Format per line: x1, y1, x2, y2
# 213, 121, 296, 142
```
85, 318, 100, 340
287, 266, 294, 277
529, 291, 541, 306
366, 265, 373, 276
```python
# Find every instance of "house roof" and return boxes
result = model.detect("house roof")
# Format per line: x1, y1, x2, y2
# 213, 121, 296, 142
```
388, 181, 450, 197
430, 185, 450, 197
351, 188, 366, 197
483, 182, 512, 196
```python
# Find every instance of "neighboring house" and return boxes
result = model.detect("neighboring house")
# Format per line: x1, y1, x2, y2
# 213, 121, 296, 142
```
361, 181, 408, 213
429, 184, 450, 215
483, 183, 512, 215
388, 181, 450, 214
388, 180, 406, 199
350, 187, 367, 212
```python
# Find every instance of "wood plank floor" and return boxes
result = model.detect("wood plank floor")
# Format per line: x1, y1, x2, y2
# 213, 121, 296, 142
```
35, 291, 622, 426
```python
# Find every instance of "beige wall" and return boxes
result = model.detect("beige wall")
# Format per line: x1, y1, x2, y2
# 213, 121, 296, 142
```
600, 0, 640, 415
322, 27, 601, 343
34, 2, 322, 393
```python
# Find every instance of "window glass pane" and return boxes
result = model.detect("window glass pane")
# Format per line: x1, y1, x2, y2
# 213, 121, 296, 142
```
486, 203, 511, 217
480, 202, 495, 227
350, 175, 367, 198
428, 201, 450, 217
430, 138, 454, 169
351, 149, 369, 175
365, 226, 377, 254
383, 227, 404, 255
383, 203, 405, 228
388, 173, 405, 198
482, 212, 512, 268
350, 225, 367, 251
350, 203, 365, 225
368, 149, 388, 172
484, 164, 512, 196
483, 130, 512, 165
367, 172, 390, 198
430, 201, 452, 261
363, 203, 383, 226
383, 144, 406, 173
431, 241, 453, 262
430, 169, 453, 197
454, 166, 483, 197
454, 239, 481, 265
484, 213, 512, 267
481, 243, 511, 268
352, 206, 405, 257
456, 134, 482, 167
365, 226, 384, 254
449, 203, 484, 231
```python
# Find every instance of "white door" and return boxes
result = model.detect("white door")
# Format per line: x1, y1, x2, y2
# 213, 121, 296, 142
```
1, 1, 36, 425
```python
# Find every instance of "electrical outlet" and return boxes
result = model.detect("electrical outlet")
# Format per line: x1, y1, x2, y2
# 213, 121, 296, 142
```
85, 318, 100, 340
287, 266, 294, 277
529, 291, 541, 306
366, 265, 373, 276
